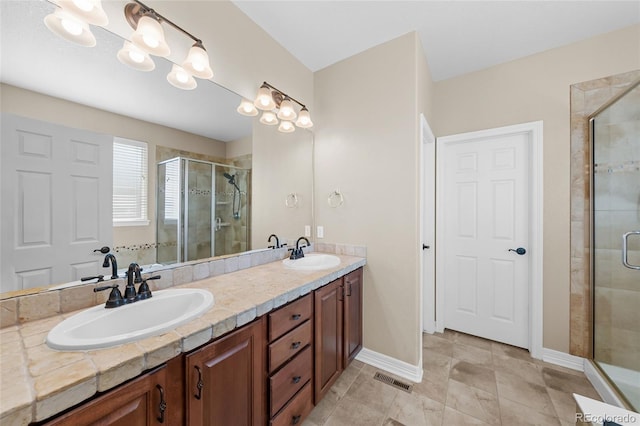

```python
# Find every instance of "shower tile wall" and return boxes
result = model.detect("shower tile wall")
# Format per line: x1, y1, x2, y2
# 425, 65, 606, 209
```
569, 70, 640, 357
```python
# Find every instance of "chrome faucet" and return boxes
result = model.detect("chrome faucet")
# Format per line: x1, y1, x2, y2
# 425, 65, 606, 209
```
290, 237, 310, 260
268, 234, 280, 249
102, 254, 118, 279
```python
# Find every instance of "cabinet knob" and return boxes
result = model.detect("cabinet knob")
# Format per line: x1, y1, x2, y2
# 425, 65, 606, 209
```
292, 414, 302, 425
292, 375, 301, 384
291, 341, 301, 350
291, 314, 301, 320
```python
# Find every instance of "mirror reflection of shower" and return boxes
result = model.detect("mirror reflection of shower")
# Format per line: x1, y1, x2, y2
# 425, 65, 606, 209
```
157, 157, 250, 264
223, 172, 242, 219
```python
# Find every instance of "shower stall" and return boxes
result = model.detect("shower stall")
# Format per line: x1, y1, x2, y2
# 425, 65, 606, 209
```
156, 157, 250, 264
591, 80, 640, 410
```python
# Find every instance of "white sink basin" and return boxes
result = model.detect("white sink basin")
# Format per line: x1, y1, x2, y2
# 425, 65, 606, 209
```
46, 288, 214, 351
282, 254, 341, 271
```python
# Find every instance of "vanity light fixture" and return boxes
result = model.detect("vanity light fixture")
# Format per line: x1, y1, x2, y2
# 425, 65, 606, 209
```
45, 0, 214, 91
237, 81, 313, 132
123, 1, 214, 89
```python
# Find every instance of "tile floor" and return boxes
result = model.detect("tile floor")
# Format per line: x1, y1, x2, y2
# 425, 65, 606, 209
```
303, 330, 601, 426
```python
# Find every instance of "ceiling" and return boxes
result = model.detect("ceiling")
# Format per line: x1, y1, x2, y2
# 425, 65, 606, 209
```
231, 1, 640, 81
0, 1, 251, 142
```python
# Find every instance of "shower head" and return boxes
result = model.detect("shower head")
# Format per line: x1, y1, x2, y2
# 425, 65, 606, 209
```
223, 172, 235, 184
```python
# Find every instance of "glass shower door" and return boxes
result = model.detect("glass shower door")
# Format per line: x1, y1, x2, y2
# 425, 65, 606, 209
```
591, 81, 640, 410
184, 159, 214, 262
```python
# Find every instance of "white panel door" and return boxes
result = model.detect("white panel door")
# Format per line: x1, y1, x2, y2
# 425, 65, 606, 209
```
1, 114, 113, 292
442, 132, 529, 348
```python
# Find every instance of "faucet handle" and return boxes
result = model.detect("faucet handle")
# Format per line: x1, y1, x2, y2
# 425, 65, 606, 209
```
94, 284, 125, 308
136, 275, 160, 301
81, 275, 104, 283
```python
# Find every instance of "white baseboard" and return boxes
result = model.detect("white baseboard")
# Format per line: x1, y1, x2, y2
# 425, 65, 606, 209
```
583, 360, 627, 408
355, 347, 423, 383
542, 348, 584, 371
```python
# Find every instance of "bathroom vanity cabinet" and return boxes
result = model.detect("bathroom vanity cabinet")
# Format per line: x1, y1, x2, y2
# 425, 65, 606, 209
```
37, 266, 364, 426
267, 293, 314, 425
43, 360, 178, 426
185, 316, 266, 426
314, 268, 363, 403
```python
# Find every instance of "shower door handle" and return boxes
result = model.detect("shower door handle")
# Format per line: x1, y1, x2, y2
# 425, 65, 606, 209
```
622, 231, 640, 270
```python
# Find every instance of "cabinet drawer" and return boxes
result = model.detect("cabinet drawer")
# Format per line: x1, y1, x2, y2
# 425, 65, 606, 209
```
269, 346, 312, 416
269, 381, 313, 426
269, 320, 312, 372
269, 294, 312, 341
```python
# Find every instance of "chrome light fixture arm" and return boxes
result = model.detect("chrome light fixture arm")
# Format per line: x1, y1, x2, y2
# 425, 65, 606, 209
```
126, 0, 202, 46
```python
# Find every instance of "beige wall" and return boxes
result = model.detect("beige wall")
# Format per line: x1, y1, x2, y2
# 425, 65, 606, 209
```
251, 123, 313, 249
433, 24, 640, 352
314, 33, 428, 365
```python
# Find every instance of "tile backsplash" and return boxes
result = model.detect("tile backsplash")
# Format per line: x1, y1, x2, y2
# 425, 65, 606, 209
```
0, 242, 366, 328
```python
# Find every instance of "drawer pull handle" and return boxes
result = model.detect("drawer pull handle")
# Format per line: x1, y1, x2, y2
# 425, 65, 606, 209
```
291, 341, 301, 350
292, 375, 302, 384
156, 385, 166, 424
292, 414, 302, 425
194, 366, 203, 400
291, 314, 301, 320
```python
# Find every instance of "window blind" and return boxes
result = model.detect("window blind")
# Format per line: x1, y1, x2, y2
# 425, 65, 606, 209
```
113, 138, 148, 225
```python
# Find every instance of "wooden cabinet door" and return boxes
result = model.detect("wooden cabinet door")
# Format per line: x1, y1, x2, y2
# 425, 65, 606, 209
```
313, 278, 343, 403
185, 317, 266, 426
343, 268, 363, 366
44, 366, 168, 426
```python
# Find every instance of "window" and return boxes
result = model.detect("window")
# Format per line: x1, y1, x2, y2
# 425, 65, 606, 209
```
113, 138, 149, 226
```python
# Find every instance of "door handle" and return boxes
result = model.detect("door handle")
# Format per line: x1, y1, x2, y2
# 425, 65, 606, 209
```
422, 244, 430, 250
622, 231, 640, 270
508, 247, 526, 255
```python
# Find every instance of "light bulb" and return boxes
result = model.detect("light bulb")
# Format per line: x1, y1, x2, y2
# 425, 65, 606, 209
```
278, 120, 295, 133
142, 34, 160, 49
277, 97, 297, 121
237, 99, 258, 117
295, 107, 313, 129
182, 43, 213, 79
129, 50, 144, 63
260, 111, 278, 125
72, 0, 94, 12
44, 8, 96, 47
58, 0, 108, 26
176, 70, 189, 83
167, 64, 196, 90
117, 41, 155, 71
131, 14, 170, 57
61, 18, 83, 35
254, 84, 276, 110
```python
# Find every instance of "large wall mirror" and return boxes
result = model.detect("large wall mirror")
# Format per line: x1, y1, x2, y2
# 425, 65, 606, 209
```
0, 1, 313, 296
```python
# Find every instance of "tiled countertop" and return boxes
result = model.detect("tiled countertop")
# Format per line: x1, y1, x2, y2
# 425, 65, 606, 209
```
0, 254, 366, 424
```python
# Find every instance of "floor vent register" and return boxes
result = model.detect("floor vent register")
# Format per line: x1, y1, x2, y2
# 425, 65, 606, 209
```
373, 372, 413, 393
